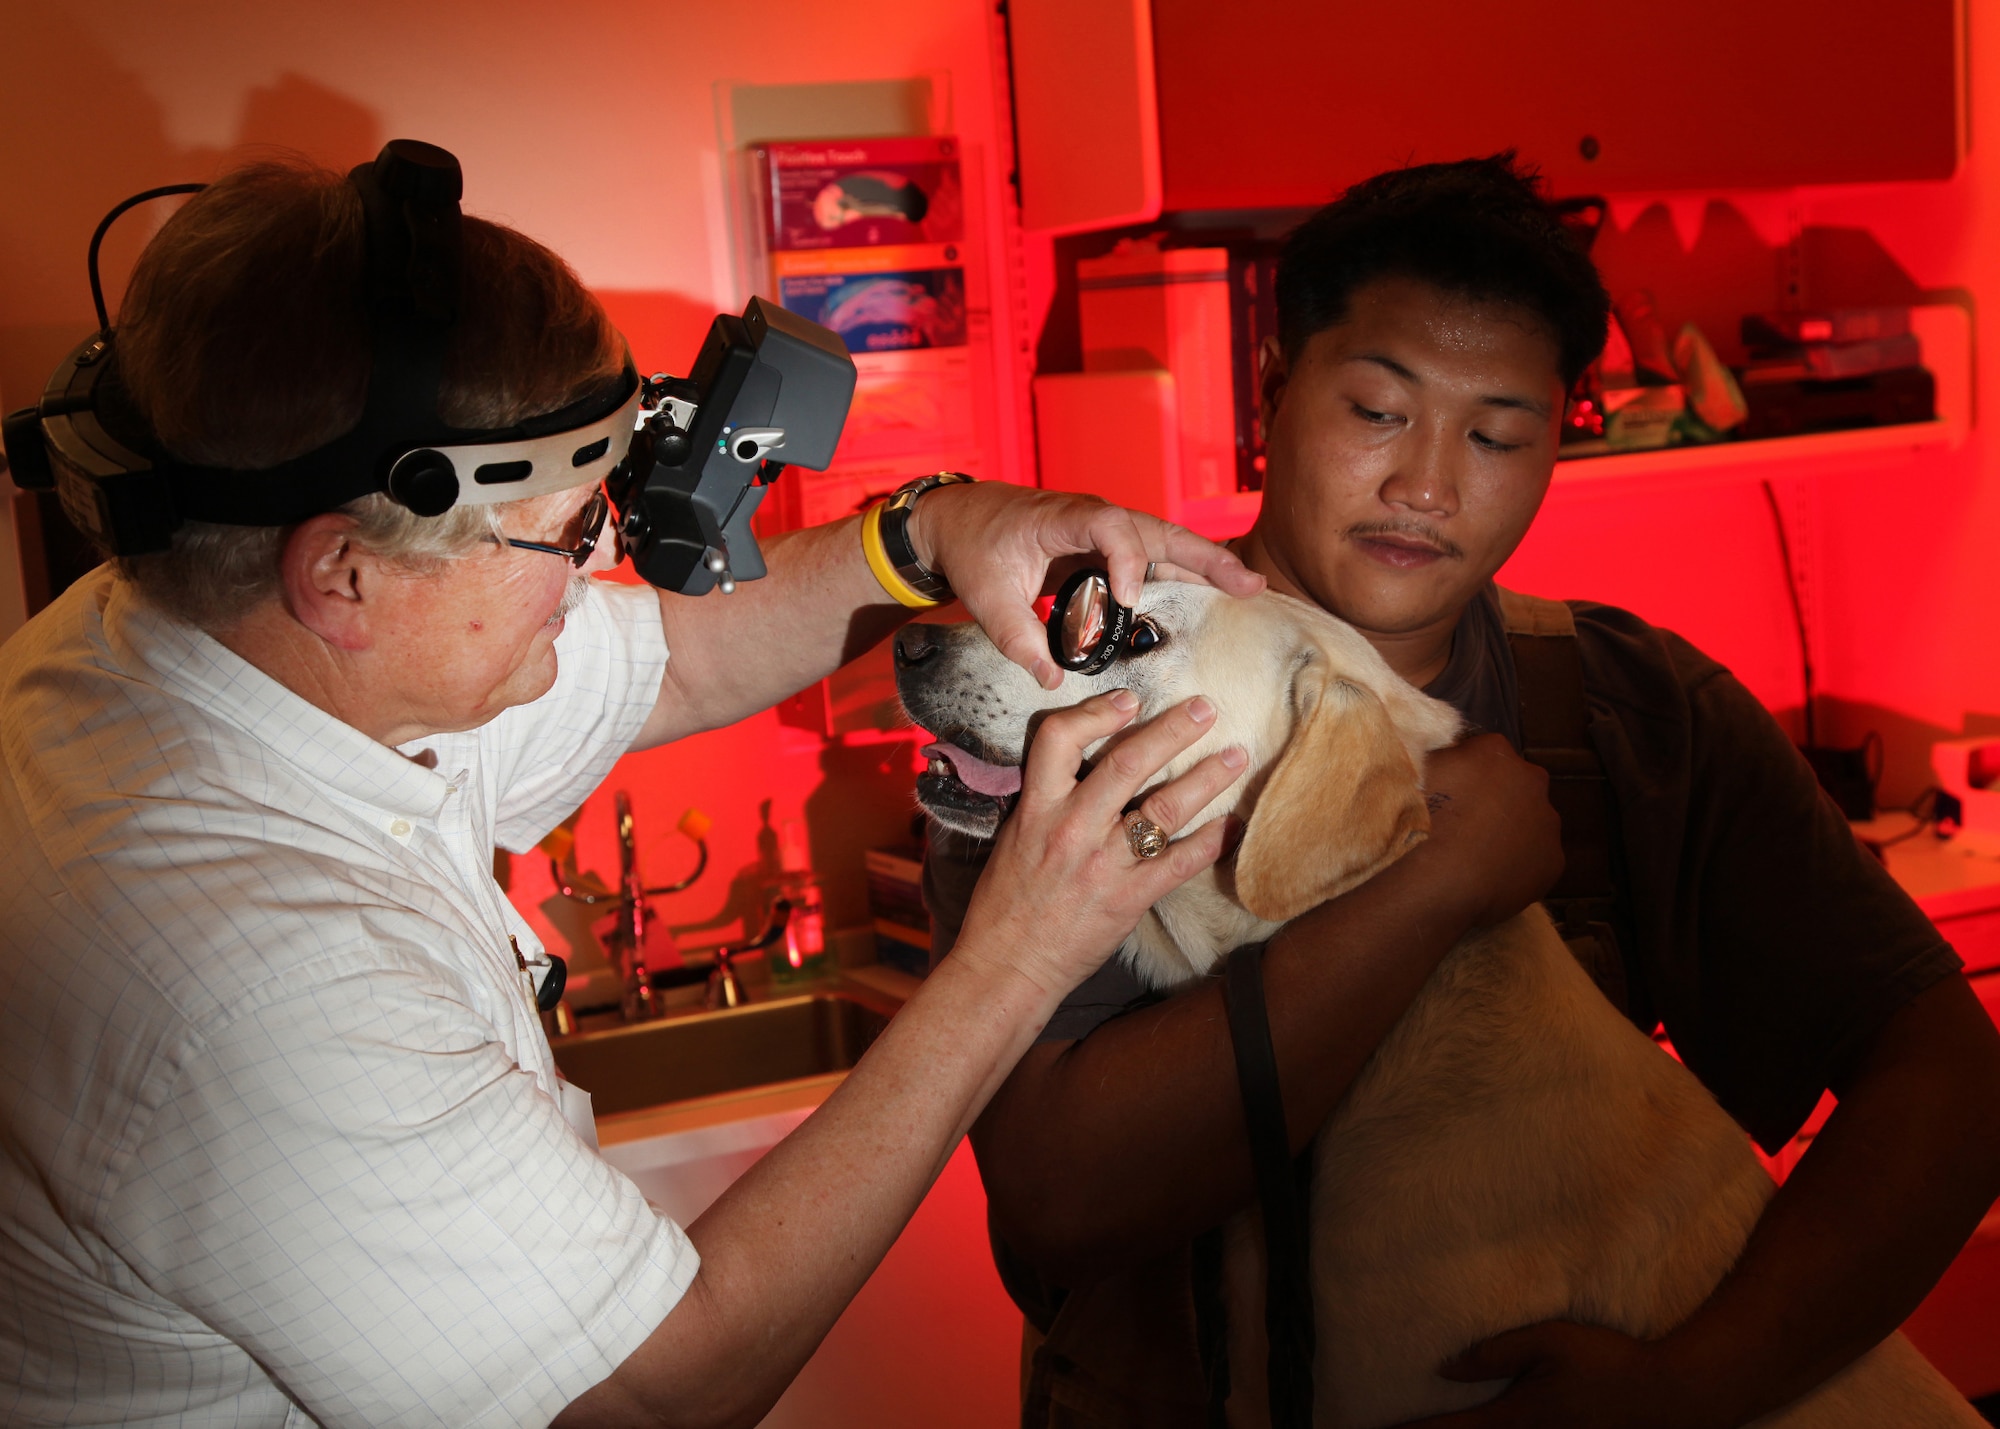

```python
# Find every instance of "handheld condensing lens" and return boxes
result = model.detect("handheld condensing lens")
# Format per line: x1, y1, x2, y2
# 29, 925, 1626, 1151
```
1047, 568, 1134, 676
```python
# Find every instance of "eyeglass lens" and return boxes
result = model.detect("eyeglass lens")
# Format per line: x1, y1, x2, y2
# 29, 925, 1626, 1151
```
570, 490, 607, 566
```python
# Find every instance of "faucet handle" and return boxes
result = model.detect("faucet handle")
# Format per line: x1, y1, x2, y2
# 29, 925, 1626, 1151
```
704, 944, 746, 1010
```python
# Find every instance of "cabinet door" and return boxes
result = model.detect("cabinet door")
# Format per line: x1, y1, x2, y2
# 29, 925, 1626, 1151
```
1010, 0, 1162, 230
1152, 0, 1959, 210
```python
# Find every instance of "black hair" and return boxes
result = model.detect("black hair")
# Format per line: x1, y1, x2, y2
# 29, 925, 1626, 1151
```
1274, 153, 1610, 387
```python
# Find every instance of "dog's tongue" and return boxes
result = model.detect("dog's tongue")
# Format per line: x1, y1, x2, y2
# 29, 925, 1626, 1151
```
923, 741, 1023, 798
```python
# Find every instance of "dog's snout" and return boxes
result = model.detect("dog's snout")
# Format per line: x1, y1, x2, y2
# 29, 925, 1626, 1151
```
895, 623, 943, 670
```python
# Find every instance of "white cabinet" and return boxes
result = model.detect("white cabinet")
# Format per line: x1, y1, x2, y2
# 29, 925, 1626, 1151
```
598, 1077, 1021, 1426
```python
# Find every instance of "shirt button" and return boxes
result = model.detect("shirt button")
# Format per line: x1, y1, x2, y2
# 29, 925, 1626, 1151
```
389, 818, 413, 838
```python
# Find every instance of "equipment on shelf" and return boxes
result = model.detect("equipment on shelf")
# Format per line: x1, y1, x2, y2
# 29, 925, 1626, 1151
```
1737, 366, 1935, 440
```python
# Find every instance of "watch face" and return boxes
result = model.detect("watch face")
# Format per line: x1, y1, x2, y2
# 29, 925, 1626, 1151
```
905, 471, 970, 497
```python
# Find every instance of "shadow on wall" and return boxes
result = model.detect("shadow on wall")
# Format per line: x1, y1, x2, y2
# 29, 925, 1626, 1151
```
593, 292, 730, 387
0, 13, 385, 405
0, 20, 721, 610
1813, 699, 2000, 813
804, 738, 928, 930
0, 16, 391, 609
1589, 199, 1949, 366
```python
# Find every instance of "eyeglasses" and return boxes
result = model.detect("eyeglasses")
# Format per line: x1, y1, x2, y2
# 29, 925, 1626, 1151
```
503, 486, 612, 569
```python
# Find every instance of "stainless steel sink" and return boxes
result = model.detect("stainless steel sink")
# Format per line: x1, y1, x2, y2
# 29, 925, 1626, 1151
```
551, 987, 899, 1117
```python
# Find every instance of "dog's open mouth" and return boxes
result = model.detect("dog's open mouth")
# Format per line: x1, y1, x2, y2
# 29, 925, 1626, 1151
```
916, 733, 1022, 830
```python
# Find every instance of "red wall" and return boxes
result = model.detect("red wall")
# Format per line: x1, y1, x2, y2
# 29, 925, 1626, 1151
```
3, 0, 1996, 925
1494, 150, 2000, 805
0, 0, 1018, 954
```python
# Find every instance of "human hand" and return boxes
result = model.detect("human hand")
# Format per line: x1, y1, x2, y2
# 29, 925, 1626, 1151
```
1410, 734, 1563, 931
905, 483, 1265, 690
952, 691, 1247, 999
1393, 1321, 1728, 1429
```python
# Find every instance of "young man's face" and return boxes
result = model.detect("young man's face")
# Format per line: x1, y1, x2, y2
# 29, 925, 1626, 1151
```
1251, 274, 1567, 646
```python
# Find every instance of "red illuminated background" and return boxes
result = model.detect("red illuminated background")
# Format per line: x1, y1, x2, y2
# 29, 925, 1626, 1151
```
2, 2, 1997, 1421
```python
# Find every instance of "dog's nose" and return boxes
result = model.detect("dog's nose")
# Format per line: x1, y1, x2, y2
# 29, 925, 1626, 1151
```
894, 624, 942, 670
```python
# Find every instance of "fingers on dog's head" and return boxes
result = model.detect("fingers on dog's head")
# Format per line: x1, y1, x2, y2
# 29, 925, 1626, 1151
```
1094, 695, 1217, 801
974, 608, 1059, 691
1021, 690, 1136, 802
1138, 746, 1247, 835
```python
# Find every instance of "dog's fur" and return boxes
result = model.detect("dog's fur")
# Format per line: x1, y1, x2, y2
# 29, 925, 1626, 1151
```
896, 585, 1981, 1428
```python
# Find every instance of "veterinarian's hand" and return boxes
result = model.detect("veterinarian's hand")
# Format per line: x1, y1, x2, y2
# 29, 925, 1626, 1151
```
1412, 734, 1564, 931
906, 483, 1265, 690
1396, 1321, 1727, 1429
952, 690, 1247, 998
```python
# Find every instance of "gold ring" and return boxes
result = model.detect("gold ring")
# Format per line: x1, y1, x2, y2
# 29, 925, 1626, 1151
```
1124, 812, 1168, 860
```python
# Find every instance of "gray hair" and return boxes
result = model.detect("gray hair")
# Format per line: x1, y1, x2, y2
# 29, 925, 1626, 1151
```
82, 153, 624, 633
89, 490, 510, 632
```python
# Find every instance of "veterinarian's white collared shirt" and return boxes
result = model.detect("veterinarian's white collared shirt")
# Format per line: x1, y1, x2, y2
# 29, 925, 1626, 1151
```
0, 571, 693, 1428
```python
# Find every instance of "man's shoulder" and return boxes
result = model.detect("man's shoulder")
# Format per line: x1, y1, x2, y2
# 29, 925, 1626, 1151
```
1, 610, 477, 1035
1525, 596, 1791, 814
1555, 598, 1732, 719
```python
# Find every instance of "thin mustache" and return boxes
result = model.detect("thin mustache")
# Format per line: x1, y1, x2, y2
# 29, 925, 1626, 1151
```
1345, 520, 1465, 560
550, 575, 591, 624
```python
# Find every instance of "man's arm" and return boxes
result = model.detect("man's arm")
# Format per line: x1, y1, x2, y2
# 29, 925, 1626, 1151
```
1404, 644, 2000, 1427
629, 484, 1265, 749
557, 692, 1242, 1428
970, 734, 1563, 1285
1416, 970, 2000, 1429
632, 514, 905, 748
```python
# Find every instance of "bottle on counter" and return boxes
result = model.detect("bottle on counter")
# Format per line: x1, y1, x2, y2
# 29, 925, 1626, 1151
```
768, 817, 831, 985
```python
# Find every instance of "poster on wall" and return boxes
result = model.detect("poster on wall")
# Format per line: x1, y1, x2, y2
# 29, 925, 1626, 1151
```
748, 134, 989, 539
777, 264, 969, 352
756, 136, 965, 252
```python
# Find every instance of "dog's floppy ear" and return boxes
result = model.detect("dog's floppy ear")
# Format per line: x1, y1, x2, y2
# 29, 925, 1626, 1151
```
1234, 665, 1430, 922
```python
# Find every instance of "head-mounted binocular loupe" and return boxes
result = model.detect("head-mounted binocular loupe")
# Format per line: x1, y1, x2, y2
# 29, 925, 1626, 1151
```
611, 298, 856, 596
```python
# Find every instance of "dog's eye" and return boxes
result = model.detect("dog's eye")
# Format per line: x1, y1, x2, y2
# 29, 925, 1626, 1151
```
1126, 617, 1164, 655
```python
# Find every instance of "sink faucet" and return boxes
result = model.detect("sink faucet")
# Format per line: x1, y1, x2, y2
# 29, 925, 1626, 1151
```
612, 793, 657, 1022
705, 945, 746, 1010
549, 793, 711, 1024
703, 899, 794, 1011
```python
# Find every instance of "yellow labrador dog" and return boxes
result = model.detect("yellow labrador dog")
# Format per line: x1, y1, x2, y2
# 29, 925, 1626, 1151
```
895, 584, 1981, 1428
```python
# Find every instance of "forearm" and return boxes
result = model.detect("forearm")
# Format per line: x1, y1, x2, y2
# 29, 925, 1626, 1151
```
975, 839, 1478, 1284
564, 945, 1061, 1427
637, 515, 910, 746
1662, 973, 2000, 1425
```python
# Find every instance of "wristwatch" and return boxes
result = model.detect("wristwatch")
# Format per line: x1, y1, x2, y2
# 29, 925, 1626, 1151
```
875, 472, 975, 603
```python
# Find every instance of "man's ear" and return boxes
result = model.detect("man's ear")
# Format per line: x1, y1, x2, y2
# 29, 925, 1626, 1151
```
280, 513, 373, 652
1233, 664, 1430, 923
1257, 334, 1290, 432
